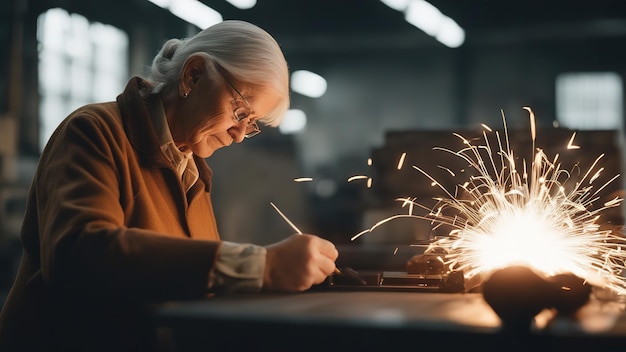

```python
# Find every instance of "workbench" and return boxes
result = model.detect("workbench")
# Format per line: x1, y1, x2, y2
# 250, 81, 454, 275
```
155, 289, 626, 352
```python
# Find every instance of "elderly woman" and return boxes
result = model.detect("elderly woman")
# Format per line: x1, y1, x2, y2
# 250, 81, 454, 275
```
0, 20, 338, 351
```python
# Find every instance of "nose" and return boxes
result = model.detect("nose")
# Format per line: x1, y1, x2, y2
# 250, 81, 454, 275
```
228, 120, 248, 143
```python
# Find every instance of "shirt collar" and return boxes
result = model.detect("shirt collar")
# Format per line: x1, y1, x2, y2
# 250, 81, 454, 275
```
146, 93, 193, 164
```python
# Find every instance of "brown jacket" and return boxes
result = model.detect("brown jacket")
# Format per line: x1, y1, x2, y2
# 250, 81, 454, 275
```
0, 77, 222, 351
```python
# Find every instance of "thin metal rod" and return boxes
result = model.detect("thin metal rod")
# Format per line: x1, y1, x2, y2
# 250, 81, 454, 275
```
269, 202, 341, 275
270, 202, 302, 234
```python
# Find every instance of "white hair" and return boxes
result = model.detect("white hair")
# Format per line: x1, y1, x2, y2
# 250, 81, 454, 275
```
149, 20, 290, 126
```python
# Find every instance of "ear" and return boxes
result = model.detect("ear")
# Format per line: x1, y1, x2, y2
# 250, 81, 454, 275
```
179, 54, 217, 96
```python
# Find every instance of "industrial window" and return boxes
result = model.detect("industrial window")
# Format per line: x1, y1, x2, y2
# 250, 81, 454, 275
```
556, 72, 623, 131
37, 8, 128, 150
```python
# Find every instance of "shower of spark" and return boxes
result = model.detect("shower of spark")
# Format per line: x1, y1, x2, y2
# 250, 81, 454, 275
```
353, 108, 626, 296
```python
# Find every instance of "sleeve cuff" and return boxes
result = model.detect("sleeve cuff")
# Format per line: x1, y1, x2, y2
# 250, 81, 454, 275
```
208, 241, 266, 293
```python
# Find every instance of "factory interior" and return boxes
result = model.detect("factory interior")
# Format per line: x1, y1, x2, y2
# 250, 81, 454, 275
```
2, 1, 626, 347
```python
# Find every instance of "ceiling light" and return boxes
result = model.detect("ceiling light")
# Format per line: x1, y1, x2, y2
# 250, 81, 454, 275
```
147, 0, 222, 29
381, 0, 465, 48
405, 0, 443, 36
435, 17, 465, 48
291, 70, 327, 98
225, 0, 257, 10
279, 109, 307, 134
379, 0, 410, 11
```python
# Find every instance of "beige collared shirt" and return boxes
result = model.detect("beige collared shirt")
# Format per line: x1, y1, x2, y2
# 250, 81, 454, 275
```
149, 94, 265, 293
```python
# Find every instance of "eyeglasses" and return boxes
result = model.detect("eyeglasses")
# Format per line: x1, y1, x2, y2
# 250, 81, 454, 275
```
220, 71, 261, 139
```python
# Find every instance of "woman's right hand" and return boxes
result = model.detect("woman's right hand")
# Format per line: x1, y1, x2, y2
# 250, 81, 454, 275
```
262, 234, 338, 292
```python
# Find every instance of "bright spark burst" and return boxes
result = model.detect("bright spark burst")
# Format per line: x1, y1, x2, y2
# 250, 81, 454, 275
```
353, 108, 626, 296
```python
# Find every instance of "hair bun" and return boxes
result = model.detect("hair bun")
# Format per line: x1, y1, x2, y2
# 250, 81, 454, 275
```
160, 38, 183, 60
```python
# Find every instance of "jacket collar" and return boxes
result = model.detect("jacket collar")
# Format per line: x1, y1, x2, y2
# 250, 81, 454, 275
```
116, 77, 212, 192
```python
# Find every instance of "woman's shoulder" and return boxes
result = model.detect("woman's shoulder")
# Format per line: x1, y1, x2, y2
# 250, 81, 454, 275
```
42, 102, 127, 157
62, 102, 125, 133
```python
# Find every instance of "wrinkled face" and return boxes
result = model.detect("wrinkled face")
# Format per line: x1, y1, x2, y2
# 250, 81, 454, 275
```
169, 71, 281, 158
